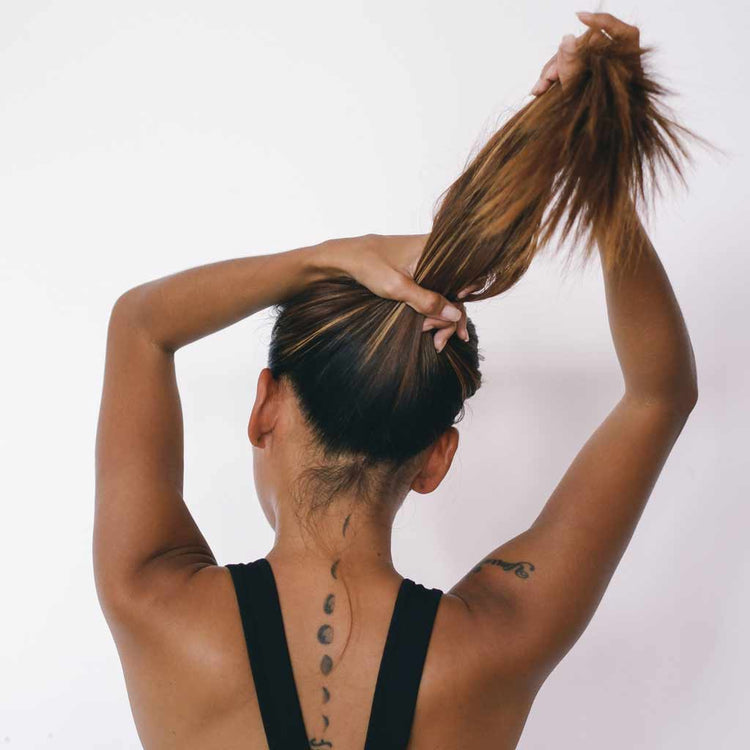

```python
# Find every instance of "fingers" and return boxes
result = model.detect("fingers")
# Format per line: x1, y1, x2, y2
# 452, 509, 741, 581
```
379, 270, 471, 352
432, 324, 454, 353
531, 53, 559, 96
533, 12, 639, 99
558, 33, 578, 60
387, 272, 462, 323
456, 303, 469, 342
576, 11, 639, 42
422, 302, 469, 352
457, 277, 488, 299
533, 34, 579, 96
557, 32, 588, 89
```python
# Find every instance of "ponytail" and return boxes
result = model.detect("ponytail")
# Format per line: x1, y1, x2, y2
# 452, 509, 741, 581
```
269, 29, 703, 503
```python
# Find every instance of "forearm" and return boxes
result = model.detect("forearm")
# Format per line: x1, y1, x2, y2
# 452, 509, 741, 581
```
599, 209, 697, 408
114, 244, 327, 352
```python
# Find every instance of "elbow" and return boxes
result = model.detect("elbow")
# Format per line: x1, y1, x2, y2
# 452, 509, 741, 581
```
108, 288, 143, 338
107, 284, 168, 351
679, 381, 699, 414
628, 350, 699, 417
675, 353, 699, 414
626, 379, 698, 418
659, 383, 698, 419
94, 561, 151, 628
109, 285, 151, 327
94, 564, 132, 625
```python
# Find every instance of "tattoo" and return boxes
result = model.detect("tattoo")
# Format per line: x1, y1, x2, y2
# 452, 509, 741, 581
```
320, 654, 333, 675
318, 565, 339, 746
317, 624, 334, 645
342, 514, 351, 537
471, 558, 536, 579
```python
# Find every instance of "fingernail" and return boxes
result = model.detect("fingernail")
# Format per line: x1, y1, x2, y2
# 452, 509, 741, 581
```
461, 331, 470, 342
441, 305, 461, 322
577, 11, 593, 20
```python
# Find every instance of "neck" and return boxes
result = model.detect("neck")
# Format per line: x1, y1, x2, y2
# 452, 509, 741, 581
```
266, 494, 399, 579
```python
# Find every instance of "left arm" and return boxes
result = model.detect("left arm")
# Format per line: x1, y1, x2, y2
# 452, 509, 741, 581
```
94, 245, 324, 617
94, 235, 461, 620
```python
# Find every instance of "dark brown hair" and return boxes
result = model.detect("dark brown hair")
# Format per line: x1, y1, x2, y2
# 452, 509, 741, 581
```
269, 29, 704, 508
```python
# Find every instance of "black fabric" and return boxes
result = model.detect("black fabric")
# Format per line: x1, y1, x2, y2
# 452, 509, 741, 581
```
226, 558, 443, 750
362, 577, 442, 749
227, 560, 309, 749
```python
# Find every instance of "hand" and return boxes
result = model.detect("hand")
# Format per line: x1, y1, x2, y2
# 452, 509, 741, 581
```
530, 11, 641, 96
316, 233, 469, 351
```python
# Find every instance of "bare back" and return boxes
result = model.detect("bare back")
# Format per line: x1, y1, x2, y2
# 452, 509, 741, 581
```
113, 562, 536, 750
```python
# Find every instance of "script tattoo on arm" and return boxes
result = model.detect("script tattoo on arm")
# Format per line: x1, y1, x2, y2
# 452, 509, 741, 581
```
471, 558, 536, 579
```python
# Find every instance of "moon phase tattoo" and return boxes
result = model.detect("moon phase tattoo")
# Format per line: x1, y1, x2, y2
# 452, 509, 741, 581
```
471, 557, 536, 579
320, 654, 333, 675
317, 624, 334, 645
312, 523, 353, 748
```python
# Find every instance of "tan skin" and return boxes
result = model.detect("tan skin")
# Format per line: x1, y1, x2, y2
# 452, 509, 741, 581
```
95, 13, 697, 750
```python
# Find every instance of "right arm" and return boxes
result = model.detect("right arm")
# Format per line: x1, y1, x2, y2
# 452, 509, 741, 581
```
451, 204, 698, 684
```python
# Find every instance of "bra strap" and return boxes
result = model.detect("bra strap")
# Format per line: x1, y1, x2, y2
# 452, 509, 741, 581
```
363, 578, 443, 749
226, 559, 310, 749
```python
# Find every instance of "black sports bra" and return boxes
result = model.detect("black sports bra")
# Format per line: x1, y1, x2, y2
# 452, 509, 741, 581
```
226, 558, 443, 749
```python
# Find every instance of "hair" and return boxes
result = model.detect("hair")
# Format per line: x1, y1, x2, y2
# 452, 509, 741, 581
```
269, 28, 706, 514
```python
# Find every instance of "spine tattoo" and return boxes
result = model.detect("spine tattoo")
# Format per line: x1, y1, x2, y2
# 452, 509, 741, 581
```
309, 513, 352, 748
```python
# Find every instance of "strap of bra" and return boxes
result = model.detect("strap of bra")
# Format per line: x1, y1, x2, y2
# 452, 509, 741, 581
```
363, 578, 443, 750
226, 559, 309, 750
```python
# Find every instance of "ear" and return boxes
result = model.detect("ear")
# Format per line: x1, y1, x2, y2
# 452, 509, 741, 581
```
410, 427, 459, 494
248, 368, 281, 448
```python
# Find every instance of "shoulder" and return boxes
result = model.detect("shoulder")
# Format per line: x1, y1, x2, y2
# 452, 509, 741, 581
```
105, 562, 247, 682
410, 590, 540, 745
103, 564, 263, 746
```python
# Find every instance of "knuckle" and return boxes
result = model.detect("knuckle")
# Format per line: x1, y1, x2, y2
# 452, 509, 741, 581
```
381, 275, 404, 298
426, 292, 445, 315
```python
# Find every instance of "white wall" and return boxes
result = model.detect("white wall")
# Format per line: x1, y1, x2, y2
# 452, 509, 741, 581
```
1, 1, 746, 747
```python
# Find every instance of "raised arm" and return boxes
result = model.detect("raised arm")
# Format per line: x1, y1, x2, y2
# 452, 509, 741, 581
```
94, 247, 320, 615
451, 204, 698, 683
93, 236, 461, 621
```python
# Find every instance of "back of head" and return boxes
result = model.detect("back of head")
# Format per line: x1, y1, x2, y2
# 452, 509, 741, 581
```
269, 28, 701, 512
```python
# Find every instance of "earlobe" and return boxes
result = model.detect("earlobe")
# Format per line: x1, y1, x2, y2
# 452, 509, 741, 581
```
410, 427, 459, 495
248, 368, 278, 448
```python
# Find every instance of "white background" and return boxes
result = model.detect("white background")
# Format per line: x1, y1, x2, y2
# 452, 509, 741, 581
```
1, 1, 747, 747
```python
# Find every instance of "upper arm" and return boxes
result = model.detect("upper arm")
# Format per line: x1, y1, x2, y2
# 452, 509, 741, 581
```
450, 392, 696, 682
94, 291, 216, 620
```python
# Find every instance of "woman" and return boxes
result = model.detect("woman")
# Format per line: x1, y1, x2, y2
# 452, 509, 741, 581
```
94, 12, 699, 749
